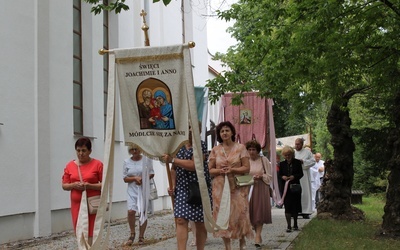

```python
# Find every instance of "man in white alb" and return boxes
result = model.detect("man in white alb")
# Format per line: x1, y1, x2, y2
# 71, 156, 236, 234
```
294, 138, 316, 219
312, 153, 324, 208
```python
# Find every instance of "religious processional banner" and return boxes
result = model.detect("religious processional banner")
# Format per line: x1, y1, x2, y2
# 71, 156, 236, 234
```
114, 45, 191, 157
222, 92, 269, 148
79, 45, 219, 250
114, 44, 219, 233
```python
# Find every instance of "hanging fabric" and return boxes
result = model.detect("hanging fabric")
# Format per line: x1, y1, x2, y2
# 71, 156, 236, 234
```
222, 92, 269, 148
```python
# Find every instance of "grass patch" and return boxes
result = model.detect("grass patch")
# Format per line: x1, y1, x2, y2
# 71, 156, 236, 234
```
291, 194, 400, 250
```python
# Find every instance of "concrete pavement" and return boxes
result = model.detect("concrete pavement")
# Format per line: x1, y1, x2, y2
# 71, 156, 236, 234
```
1, 206, 314, 250
140, 206, 314, 250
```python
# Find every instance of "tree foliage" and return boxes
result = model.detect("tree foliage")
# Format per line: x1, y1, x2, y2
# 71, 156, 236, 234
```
82, 0, 172, 15
308, 101, 333, 160
206, 0, 400, 232
351, 96, 392, 193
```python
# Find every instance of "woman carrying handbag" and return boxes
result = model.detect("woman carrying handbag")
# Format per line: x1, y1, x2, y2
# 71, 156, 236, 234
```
278, 146, 304, 232
246, 140, 272, 249
62, 137, 104, 247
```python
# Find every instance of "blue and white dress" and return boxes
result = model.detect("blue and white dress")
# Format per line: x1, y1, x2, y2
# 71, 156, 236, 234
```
173, 140, 212, 222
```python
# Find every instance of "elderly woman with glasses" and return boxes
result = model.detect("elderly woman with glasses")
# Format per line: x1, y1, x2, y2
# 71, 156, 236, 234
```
123, 145, 155, 246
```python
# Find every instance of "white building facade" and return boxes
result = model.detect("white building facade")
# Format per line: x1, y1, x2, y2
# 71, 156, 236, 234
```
0, 0, 211, 244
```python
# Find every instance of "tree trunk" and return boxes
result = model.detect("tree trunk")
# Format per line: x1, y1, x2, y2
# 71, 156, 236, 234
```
318, 98, 364, 221
381, 92, 400, 236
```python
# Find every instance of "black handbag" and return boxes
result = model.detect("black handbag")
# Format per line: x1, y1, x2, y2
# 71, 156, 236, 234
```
290, 183, 302, 194
187, 181, 202, 205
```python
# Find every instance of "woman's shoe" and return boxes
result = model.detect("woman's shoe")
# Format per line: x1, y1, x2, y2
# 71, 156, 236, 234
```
293, 226, 299, 231
239, 238, 246, 250
286, 227, 292, 233
138, 236, 145, 245
126, 233, 135, 246
255, 243, 262, 249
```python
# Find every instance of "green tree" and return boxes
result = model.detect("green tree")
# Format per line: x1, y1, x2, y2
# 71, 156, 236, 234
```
207, 0, 400, 234
308, 101, 333, 159
82, 0, 172, 14
273, 96, 308, 138
350, 96, 391, 194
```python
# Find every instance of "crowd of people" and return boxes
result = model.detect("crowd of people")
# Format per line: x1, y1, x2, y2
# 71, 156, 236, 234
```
61, 122, 325, 250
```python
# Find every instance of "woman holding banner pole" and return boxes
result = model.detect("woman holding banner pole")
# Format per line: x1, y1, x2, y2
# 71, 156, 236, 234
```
162, 126, 211, 250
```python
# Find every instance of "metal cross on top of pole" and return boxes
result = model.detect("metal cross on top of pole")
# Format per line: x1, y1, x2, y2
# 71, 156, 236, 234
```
140, 9, 150, 47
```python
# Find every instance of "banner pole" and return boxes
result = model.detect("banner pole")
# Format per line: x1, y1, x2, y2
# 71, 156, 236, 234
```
165, 158, 175, 210
140, 8, 176, 210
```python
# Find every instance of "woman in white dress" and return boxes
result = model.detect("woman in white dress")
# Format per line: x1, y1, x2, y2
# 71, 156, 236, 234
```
123, 145, 154, 246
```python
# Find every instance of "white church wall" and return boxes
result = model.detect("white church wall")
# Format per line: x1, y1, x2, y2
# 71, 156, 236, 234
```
0, 0, 37, 217
0, 0, 210, 244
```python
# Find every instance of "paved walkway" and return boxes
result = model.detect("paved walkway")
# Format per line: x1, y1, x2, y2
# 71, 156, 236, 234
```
1, 207, 314, 250
140, 207, 314, 250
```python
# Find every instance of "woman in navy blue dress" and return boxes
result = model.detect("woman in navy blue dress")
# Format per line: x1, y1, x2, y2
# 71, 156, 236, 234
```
162, 131, 212, 250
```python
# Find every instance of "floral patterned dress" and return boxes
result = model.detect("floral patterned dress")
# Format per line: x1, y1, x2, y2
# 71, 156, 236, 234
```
209, 143, 254, 239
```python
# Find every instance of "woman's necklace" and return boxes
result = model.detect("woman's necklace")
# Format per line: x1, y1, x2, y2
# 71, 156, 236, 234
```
222, 144, 232, 158
288, 161, 293, 175
222, 143, 234, 156
132, 155, 142, 161
77, 158, 91, 166
185, 143, 192, 150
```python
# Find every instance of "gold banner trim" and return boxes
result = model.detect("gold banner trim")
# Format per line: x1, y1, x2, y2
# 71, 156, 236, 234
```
115, 53, 183, 64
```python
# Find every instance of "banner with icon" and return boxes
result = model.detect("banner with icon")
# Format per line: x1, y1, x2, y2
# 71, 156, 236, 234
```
114, 45, 192, 158
222, 92, 269, 148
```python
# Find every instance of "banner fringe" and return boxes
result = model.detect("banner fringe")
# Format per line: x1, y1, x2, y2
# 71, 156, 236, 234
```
125, 141, 189, 162
115, 53, 183, 64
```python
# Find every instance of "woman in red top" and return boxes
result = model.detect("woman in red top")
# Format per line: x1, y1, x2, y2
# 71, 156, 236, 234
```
62, 137, 103, 246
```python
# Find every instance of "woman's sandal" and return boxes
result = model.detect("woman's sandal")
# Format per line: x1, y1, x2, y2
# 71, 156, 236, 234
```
239, 238, 246, 250
138, 236, 145, 245
126, 233, 135, 246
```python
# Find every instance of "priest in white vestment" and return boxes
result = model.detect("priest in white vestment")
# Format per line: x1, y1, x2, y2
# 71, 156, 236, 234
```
310, 160, 320, 211
311, 153, 325, 207
294, 138, 316, 218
